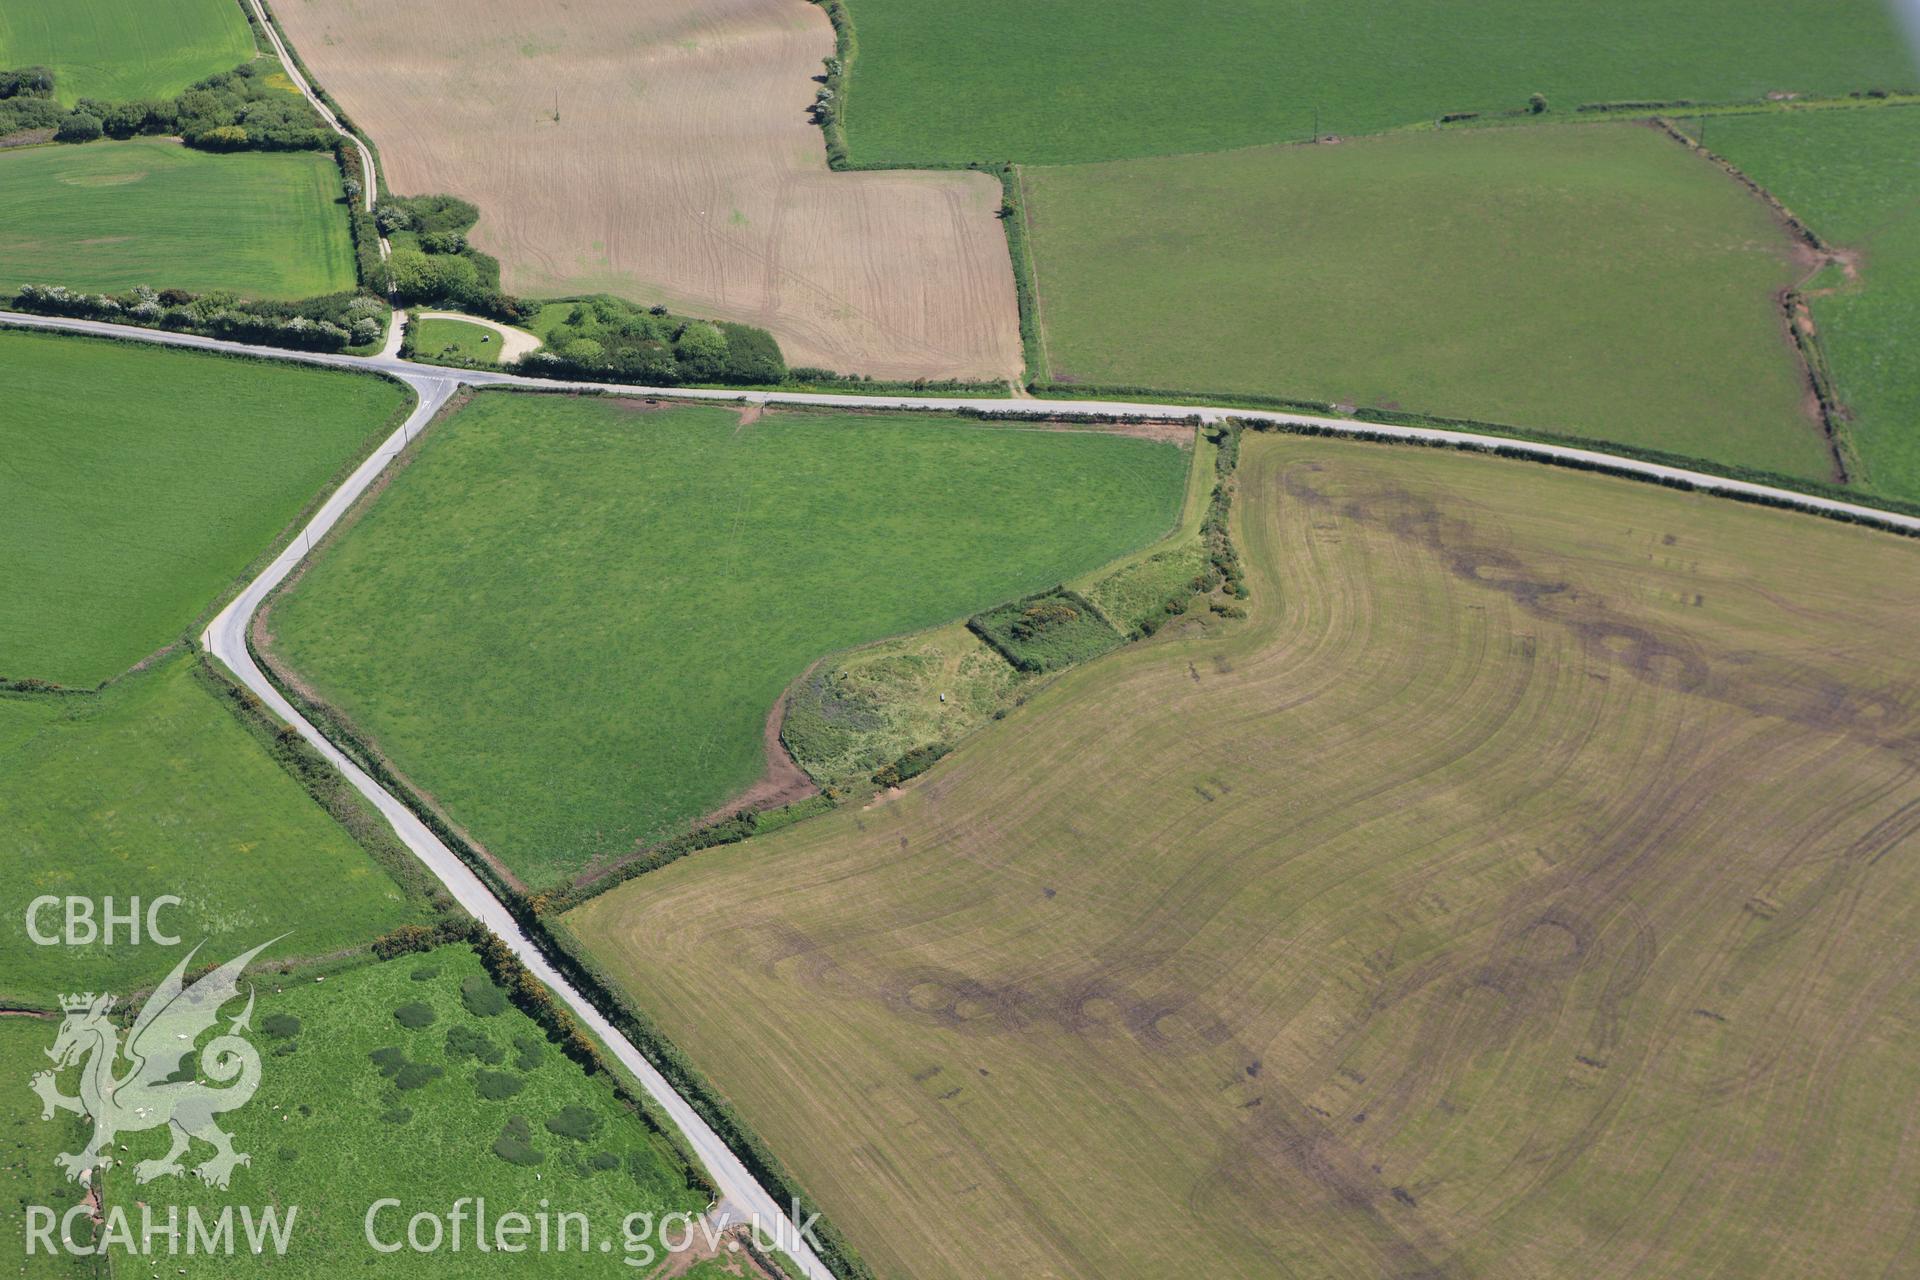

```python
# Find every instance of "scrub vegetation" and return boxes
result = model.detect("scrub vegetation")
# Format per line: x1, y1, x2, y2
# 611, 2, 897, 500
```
102, 947, 706, 1278
573, 432, 1920, 1279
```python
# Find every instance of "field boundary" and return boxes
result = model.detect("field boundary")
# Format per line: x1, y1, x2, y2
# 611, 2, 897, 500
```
11, 311, 1920, 536
190, 649, 449, 912
1652, 114, 1864, 483
1013, 379, 1920, 522
1005, 165, 1048, 383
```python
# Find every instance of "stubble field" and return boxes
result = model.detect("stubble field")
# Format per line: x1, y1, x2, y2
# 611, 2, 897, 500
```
570, 433, 1920, 1279
272, 0, 1020, 380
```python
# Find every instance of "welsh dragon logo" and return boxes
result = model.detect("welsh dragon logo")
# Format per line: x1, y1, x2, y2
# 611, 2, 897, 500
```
32, 939, 278, 1190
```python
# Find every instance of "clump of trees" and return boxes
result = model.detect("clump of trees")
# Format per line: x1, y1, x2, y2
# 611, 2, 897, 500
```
374, 193, 536, 321
0, 64, 62, 137
520, 294, 787, 385
13, 283, 387, 352
1, 62, 334, 151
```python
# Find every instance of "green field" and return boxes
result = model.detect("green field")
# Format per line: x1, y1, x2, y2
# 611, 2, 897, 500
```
1703, 106, 1920, 501
0, 654, 430, 1007
265, 394, 1189, 886
95, 946, 705, 1276
0, 139, 355, 299
0, 329, 407, 686
0, 0, 256, 105
1022, 124, 1830, 478
572, 432, 1920, 1279
411, 314, 504, 364
0, 1017, 93, 1276
838, 0, 1915, 165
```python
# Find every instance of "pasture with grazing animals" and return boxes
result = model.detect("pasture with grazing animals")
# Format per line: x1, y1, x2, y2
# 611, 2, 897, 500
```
1701, 105, 1920, 502
836, 0, 1917, 165
261, 393, 1189, 887
270, 0, 1020, 380
1021, 124, 1829, 480
0, 138, 357, 299
0, 654, 432, 1008
0, 329, 407, 687
0, 0, 256, 105
570, 433, 1920, 1280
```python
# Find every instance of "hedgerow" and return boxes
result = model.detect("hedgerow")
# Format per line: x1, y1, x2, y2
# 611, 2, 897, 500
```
4, 61, 333, 152
13, 282, 386, 352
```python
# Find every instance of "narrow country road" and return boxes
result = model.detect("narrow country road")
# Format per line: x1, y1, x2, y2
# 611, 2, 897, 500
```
249, 0, 388, 258
195, 366, 840, 1280
9, 308, 1918, 535
11, 304, 1917, 1280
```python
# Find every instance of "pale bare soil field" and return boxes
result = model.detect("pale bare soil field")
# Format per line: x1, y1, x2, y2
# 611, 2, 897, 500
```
274, 0, 1019, 379
572, 436, 1920, 1278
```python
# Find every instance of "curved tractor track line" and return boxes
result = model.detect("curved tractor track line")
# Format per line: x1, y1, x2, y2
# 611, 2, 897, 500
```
9, 306, 1913, 1280
249, 0, 388, 260
7, 309, 1917, 536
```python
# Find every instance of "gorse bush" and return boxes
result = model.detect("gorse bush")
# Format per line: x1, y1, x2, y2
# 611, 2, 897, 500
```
393, 1001, 437, 1029
491, 1115, 544, 1166
394, 1062, 444, 1091
545, 1106, 604, 1142
461, 973, 509, 1018
446, 1025, 506, 1065
474, 1069, 526, 1100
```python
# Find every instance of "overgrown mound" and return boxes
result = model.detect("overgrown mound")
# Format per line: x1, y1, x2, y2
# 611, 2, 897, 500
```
968, 588, 1121, 673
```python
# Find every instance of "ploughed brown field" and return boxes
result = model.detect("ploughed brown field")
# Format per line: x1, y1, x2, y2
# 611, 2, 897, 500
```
275, 0, 1020, 380
570, 435, 1920, 1278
